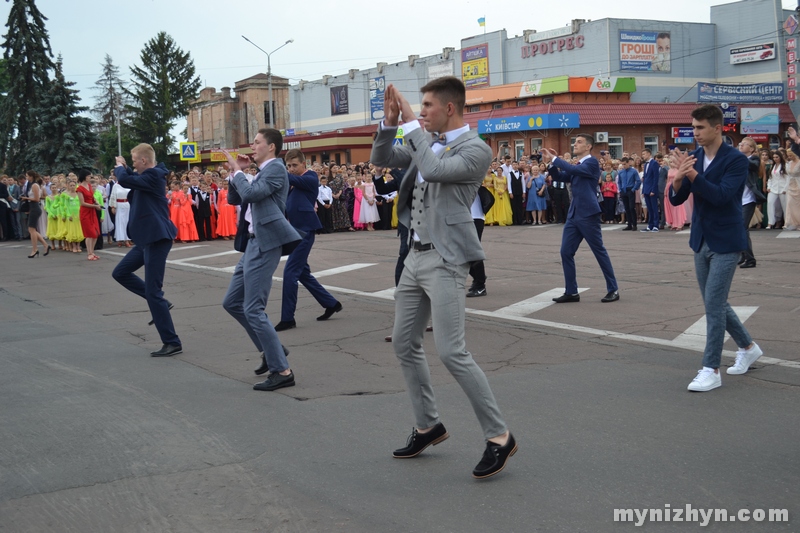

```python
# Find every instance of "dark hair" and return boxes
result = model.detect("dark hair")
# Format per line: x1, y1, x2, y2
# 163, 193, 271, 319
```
576, 133, 594, 149
25, 170, 40, 181
258, 127, 283, 156
620, 157, 630, 163
656, 32, 670, 41
691, 104, 724, 127
284, 148, 304, 162
419, 76, 466, 116
771, 150, 787, 175
642, 148, 652, 155
76, 169, 92, 183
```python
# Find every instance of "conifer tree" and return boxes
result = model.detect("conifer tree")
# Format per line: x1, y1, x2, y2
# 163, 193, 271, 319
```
126, 32, 201, 161
29, 56, 99, 174
92, 54, 129, 133
0, 0, 55, 174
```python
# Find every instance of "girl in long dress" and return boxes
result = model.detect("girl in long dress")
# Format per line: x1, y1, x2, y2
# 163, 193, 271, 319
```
178, 184, 199, 242
110, 181, 132, 247
493, 173, 513, 226
63, 178, 83, 253
328, 168, 352, 232
45, 182, 60, 244
783, 149, 800, 230
76, 170, 102, 260
358, 177, 380, 230
766, 151, 787, 229
215, 180, 237, 239
663, 158, 687, 230
352, 178, 365, 230
482, 172, 496, 225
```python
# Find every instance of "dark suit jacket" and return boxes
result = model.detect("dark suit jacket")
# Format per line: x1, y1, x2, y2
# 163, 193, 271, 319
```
549, 155, 602, 219
114, 163, 177, 245
669, 142, 748, 254
642, 159, 660, 195
745, 154, 767, 203
286, 170, 323, 232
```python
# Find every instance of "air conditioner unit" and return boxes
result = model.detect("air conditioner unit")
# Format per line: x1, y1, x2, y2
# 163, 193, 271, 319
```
594, 132, 609, 143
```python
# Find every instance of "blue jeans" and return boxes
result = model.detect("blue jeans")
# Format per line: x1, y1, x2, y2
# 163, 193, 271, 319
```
694, 241, 753, 368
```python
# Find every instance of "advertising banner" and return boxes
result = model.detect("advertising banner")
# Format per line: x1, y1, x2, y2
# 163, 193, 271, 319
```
568, 77, 637, 93
428, 61, 454, 80
729, 43, 776, 65
461, 44, 489, 88
740, 108, 779, 134
330, 86, 349, 116
369, 76, 385, 121
620, 31, 671, 72
478, 113, 580, 134
697, 82, 784, 103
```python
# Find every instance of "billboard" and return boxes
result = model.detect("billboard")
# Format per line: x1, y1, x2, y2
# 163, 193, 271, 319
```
730, 43, 776, 65
620, 31, 671, 72
741, 108, 779, 134
330, 86, 349, 116
369, 76, 385, 121
461, 44, 489, 88
428, 61, 454, 80
697, 82, 784, 103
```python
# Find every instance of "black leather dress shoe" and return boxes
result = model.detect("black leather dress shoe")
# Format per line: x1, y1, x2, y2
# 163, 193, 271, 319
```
254, 345, 290, 376
601, 290, 620, 303
739, 260, 756, 269
253, 371, 295, 391
552, 293, 580, 303
316, 301, 343, 321
472, 433, 518, 479
150, 343, 182, 357
148, 301, 174, 326
393, 422, 449, 458
274, 320, 296, 332
467, 286, 487, 298
737, 256, 746, 265
622, 226, 632, 231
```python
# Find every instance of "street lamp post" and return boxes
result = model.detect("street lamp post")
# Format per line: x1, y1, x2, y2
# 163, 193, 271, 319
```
242, 36, 294, 129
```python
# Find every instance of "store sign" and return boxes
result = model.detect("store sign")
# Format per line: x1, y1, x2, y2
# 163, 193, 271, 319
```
671, 127, 694, 138
527, 26, 574, 43
697, 82, 784, 103
730, 43, 775, 65
568, 76, 636, 93
210, 150, 239, 162
478, 113, 580, 134
722, 106, 738, 125
749, 134, 769, 142
790, 89, 797, 102
788, 38, 797, 50
789, 64, 797, 75
784, 14, 798, 36
521, 35, 584, 59
740, 107, 779, 134
369, 76, 385, 121
462, 44, 489, 88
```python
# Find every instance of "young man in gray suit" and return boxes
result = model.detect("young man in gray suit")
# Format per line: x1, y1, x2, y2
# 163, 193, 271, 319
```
222, 129, 300, 392
371, 77, 516, 479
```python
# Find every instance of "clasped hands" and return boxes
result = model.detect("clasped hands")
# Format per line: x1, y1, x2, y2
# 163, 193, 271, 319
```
222, 150, 252, 176
539, 148, 558, 164
383, 84, 418, 127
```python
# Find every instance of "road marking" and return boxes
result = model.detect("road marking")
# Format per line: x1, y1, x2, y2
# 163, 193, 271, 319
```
170, 250, 240, 263
370, 287, 396, 300
676, 229, 691, 235
776, 231, 800, 238
0, 244, 27, 248
169, 245, 209, 253
273, 263, 376, 283
494, 288, 590, 316
672, 307, 758, 351
601, 225, 625, 231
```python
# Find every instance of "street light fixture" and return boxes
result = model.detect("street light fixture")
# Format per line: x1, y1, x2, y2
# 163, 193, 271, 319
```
242, 36, 294, 129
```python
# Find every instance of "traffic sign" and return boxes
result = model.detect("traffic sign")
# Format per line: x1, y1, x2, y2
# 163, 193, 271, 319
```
180, 142, 199, 161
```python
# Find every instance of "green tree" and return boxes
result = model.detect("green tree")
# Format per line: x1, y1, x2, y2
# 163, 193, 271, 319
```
28, 56, 99, 174
126, 31, 201, 162
0, 0, 55, 174
92, 54, 129, 133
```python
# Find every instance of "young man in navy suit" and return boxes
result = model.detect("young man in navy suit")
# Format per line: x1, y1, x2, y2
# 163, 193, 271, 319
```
670, 105, 762, 392
640, 148, 661, 232
542, 135, 619, 304
274, 149, 342, 332
112, 144, 182, 357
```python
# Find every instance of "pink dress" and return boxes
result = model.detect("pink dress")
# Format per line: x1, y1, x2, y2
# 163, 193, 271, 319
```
352, 187, 364, 229
663, 169, 687, 229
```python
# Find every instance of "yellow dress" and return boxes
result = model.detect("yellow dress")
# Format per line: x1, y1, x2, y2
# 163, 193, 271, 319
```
64, 194, 84, 243
493, 175, 513, 226
391, 199, 398, 229
45, 195, 60, 240
482, 174, 496, 225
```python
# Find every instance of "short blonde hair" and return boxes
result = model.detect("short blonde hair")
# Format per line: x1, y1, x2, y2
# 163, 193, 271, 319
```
131, 143, 156, 164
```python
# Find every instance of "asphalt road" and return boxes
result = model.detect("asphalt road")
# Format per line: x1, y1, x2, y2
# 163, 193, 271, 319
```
1, 223, 798, 532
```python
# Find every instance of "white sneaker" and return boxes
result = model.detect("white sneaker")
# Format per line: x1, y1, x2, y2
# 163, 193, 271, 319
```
726, 342, 763, 375
688, 367, 721, 392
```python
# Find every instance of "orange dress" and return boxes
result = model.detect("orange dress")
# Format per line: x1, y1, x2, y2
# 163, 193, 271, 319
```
168, 190, 182, 237
215, 189, 237, 237
179, 192, 199, 242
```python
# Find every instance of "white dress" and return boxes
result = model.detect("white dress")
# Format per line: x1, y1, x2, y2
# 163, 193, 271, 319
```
100, 185, 114, 236
358, 182, 380, 223
110, 183, 131, 241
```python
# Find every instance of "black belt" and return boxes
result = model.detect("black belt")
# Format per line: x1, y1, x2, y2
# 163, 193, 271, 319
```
412, 241, 434, 251
248, 233, 256, 239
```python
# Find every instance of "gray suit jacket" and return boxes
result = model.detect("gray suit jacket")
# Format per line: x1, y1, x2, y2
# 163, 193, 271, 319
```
228, 159, 300, 253
371, 124, 491, 265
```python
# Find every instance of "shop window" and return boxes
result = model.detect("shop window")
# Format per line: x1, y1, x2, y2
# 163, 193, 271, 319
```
607, 136, 623, 159
644, 135, 659, 155
515, 140, 525, 160
769, 135, 782, 151
498, 141, 510, 159
530, 138, 542, 154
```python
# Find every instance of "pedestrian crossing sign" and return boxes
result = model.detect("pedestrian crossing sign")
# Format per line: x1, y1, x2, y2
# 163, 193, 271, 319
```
180, 142, 199, 161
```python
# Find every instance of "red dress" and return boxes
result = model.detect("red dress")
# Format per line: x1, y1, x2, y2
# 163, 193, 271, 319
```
215, 189, 237, 237
77, 184, 100, 239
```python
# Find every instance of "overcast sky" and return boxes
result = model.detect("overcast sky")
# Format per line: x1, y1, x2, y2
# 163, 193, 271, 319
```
1, 0, 796, 145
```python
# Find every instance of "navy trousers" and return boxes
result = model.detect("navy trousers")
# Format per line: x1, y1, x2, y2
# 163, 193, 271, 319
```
644, 194, 659, 230
112, 238, 181, 346
560, 214, 618, 295
280, 231, 338, 322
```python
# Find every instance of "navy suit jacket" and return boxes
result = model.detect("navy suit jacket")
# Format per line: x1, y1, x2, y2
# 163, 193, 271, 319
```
641, 158, 660, 195
114, 163, 177, 245
286, 169, 322, 232
669, 142, 748, 254
549, 155, 601, 219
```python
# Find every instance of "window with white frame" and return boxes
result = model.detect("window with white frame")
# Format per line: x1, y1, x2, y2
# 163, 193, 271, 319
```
530, 138, 542, 154
514, 140, 525, 160
607, 136, 623, 159
492, 103, 503, 110
644, 135, 659, 155
498, 141, 510, 159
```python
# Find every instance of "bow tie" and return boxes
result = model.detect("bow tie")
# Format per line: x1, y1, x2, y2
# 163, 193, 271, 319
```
431, 133, 447, 146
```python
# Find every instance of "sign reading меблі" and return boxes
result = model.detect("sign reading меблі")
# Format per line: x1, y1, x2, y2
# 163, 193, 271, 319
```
741, 108, 779, 134
697, 82, 784, 103
478, 114, 580, 134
